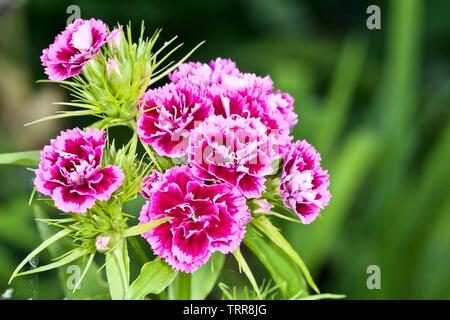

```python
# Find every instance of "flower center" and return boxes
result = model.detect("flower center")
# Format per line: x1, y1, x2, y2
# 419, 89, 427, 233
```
189, 211, 201, 222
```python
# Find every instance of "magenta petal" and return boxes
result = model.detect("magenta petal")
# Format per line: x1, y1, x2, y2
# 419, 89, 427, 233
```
144, 222, 174, 259
150, 183, 184, 214
138, 165, 250, 273
172, 228, 211, 264
189, 115, 275, 199
295, 203, 320, 224
140, 171, 162, 199
34, 170, 52, 196
237, 174, 266, 199
92, 165, 124, 201
52, 187, 96, 213
137, 81, 213, 158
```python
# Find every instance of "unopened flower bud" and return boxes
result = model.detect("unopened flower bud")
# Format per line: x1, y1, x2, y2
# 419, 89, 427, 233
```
95, 232, 120, 253
253, 199, 272, 214
108, 27, 123, 49
107, 58, 122, 79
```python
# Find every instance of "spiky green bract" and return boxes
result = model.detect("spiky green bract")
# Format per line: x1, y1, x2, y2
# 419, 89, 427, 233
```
28, 24, 204, 128
103, 134, 154, 203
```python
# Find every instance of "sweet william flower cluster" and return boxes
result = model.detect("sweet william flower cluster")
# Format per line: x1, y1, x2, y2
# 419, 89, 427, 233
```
136, 58, 330, 271
9, 17, 331, 299
139, 165, 250, 272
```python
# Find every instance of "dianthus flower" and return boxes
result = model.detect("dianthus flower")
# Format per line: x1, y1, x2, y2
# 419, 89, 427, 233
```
137, 81, 213, 157
34, 128, 124, 213
170, 58, 298, 150
280, 140, 331, 224
41, 18, 109, 80
139, 165, 250, 272
189, 115, 275, 198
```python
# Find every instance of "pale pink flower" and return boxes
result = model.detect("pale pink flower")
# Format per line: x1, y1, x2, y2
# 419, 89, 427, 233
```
41, 18, 109, 80
169, 58, 241, 85
95, 235, 111, 252
280, 140, 331, 224
266, 91, 298, 129
107, 26, 123, 49
253, 199, 273, 214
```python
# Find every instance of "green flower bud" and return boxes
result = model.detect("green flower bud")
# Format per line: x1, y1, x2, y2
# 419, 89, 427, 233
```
95, 232, 120, 253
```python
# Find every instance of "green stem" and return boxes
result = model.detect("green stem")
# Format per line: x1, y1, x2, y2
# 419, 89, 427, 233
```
106, 240, 130, 300
264, 212, 302, 224
177, 272, 191, 300
169, 272, 191, 300
128, 120, 163, 171
128, 237, 149, 264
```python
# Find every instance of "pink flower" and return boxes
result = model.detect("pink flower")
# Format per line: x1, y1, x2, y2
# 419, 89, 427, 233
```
139, 165, 250, 272
169, 58, 295, 151
169, 58, 274, 94
140, 170, 162, 199
169, 58, 241, 86
209, 86, 292, 154
137, 81, 213, 158
280, 140, 331, 224
41, 19, 109, 81
266, 91, 298, 129
34, 128, 124, 213
189, 115, 275, 198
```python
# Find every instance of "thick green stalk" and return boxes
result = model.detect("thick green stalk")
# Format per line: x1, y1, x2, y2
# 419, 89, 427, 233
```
105, 239, 130, 300
169, 272, 191, 300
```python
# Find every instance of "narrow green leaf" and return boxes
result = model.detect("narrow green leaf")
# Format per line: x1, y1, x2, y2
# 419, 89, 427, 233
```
244, 226, 307, 299
73, 253, 95, 292
191, 252, 225, 299
24, 110, 93, 126
232, 247, 262, 299
53, 101, 97, 110
33, 205, 109, 299
28, 188, 37, 205
9, 228, 70, 283
126, 259, 177, 300
252, 216, 320, 294
148, 41, 205, 85
15, 248, 87, 277
36, 79, 83, 87
297, 293, 346, 300
122, 217, 170, 238
0, 150, 41, 167
151, 35, 178, 61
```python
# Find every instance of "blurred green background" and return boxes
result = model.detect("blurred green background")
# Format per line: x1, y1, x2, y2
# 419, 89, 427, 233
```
0, 0, 449, 299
